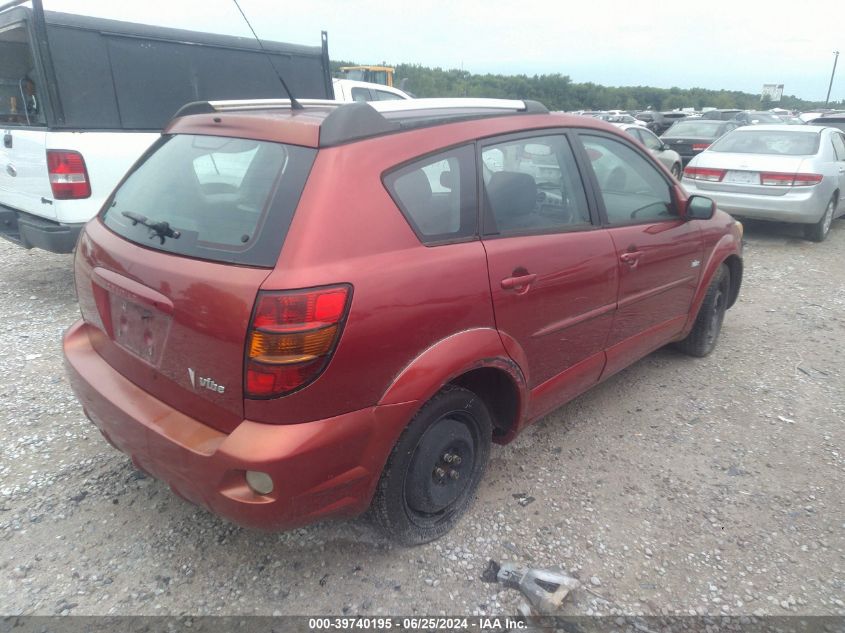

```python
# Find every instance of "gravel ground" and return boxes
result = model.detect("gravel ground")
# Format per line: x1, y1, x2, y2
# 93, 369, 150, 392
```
0, 219, 843, 618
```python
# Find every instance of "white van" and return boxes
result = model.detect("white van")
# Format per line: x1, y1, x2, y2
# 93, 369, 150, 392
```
0, 3, 331, 253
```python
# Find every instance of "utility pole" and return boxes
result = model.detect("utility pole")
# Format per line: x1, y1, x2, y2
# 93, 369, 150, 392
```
825, 51, 839, 107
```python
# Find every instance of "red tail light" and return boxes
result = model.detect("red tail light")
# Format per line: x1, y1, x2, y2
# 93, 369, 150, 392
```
692, 143, 711, 151
245, 285, 351, 398
47, 150, 91, 199
759, 172, 823, 187
683, 167, 726, 182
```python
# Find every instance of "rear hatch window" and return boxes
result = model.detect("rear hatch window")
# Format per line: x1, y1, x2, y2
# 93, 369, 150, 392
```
102, 134, 316, 267
709, 131, 820, 155
663, 121, 725, 138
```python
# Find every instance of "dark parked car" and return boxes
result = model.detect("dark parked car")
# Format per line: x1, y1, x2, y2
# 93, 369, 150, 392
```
733, 111, 786, 126
635, 111, 689, 134
63, 98, 743, 544
702, 109, 743, 121
661, 119, 741, 164
808, 114, 845, 132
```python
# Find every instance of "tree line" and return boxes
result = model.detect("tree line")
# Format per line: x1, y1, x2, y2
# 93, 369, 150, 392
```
332, 61, 843, 112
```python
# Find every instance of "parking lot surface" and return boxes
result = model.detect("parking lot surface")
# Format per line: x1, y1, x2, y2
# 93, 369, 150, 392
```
1, 219, 843, 617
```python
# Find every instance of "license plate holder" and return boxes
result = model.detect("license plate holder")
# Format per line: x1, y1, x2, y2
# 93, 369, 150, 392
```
110, 295, 170, 366
724, 170, 759, 185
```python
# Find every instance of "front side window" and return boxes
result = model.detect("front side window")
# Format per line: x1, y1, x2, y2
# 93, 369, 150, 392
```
480, 135, 591, 235
582, 135, 675, 225
384, 145, 476, 243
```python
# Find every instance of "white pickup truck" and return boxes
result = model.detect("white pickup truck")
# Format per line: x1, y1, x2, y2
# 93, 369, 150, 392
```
0, 3, 332, 253
332, 78, 412, 103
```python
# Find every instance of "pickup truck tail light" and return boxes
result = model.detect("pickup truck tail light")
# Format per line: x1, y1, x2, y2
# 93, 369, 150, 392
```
683, 167, 726, 182
47, 150, 91, 199
245, 285, 352, 398
692, 143, 711, 151
759, 172, 823, 187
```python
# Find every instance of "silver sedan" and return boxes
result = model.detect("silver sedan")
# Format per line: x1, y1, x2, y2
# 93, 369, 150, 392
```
614, 123, 683, 178
682, 125, 845, 241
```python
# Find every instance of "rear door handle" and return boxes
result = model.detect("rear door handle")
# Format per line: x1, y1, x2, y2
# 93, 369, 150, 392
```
620, 251, 642, 267
501, 273, 537, 290
3, 132, 11, 149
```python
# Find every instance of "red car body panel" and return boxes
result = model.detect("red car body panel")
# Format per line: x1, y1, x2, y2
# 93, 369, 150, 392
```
63, 105, 743, 531
65, 319, 419, 529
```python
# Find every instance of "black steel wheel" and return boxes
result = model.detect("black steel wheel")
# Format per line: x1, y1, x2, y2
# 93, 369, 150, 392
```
370, 385, 492, 545
675, 264, 730, 358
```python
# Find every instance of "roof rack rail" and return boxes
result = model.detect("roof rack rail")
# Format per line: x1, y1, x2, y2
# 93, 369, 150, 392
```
320, 99, 550, 145
171, 97, 551, 147
172, 99, 342, 119
365, 98, 548, 114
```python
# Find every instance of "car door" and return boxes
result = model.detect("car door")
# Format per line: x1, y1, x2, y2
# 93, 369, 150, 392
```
830, 131, 845, 214
576, 132, 703, 379
638, 127, 673, 170
479, 132, 618, 418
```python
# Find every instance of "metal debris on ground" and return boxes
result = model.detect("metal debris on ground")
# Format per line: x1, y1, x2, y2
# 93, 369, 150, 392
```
512, 492, 536, 507
481, 560, 580, 614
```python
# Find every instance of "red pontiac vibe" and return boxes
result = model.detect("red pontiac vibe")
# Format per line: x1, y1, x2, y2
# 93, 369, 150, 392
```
63, 98, 743, 544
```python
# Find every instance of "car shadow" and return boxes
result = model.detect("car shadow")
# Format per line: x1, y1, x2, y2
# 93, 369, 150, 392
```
737, 217, 843, 245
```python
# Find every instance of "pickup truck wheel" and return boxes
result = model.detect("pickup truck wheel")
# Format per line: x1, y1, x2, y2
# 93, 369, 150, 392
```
804, 196, 835, 243
675, 264, 730, 358
370, 385, 491, 545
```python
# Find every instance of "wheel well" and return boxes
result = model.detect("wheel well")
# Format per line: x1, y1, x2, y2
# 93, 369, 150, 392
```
450, 367, 519, 441
723, 255, 743, 309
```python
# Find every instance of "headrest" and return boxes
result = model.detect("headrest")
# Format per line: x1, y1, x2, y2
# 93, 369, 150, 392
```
487, 171, 537, 216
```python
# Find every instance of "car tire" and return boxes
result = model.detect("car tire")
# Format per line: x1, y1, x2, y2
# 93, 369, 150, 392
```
675, 264, 730, 358
804, 196, 836, 242
370, 385, 492, 545
671, 163, 682, 179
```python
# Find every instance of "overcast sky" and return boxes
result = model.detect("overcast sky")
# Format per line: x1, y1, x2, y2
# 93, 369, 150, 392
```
41, 0, 844, 104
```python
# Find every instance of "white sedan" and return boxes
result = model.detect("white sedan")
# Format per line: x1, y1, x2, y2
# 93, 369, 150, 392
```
682, 125, 845, 241
614, 123, 683, 178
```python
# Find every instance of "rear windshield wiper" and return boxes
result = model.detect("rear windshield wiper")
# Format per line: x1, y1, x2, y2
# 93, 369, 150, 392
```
121, 211, 181, 245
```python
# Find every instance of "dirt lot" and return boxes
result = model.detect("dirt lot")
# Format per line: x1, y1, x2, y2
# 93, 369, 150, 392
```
1, 219, 843, 618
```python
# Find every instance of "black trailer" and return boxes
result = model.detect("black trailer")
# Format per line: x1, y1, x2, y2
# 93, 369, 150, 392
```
0, 2, 332, 130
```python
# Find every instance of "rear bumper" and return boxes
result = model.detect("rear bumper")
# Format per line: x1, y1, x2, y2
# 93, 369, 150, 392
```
681, 182, 828, 224
63, 320, 417, 530
0, 205, 83, 253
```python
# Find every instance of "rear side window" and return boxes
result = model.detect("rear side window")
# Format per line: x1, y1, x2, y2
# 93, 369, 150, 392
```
350, 87, 371, 102
102, 134, 316, 267
481, 134, 591, 235
384, 145, 477, 243
582, 135, 674, 225
374, 90, 404, 101
831, 133, 845, 160
638, 129, 663, 151
0, 23, 46, 127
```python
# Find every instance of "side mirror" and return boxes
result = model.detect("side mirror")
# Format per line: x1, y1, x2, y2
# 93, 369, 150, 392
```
686, 195, 715, 220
